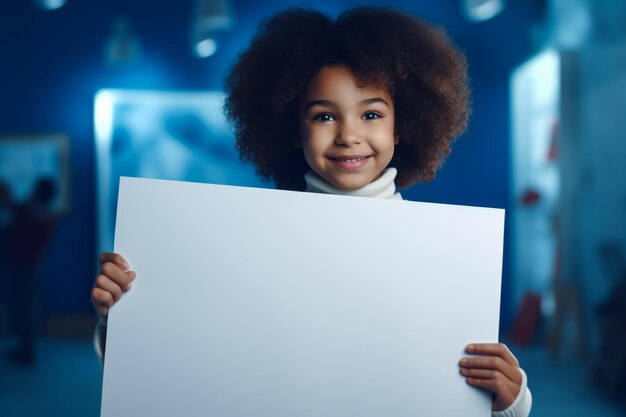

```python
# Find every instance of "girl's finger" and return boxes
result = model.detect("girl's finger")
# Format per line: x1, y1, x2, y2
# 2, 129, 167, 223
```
465, 343, 519, 367
91, 287, 114, 306
100, 262, 134, 290
460, 367, 498, 379
94, 274, 124, 302
459, 356, 521, 383
99, 252, 131, 272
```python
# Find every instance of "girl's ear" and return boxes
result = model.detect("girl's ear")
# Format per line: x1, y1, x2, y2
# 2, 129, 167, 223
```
394, 133, 400, 145
292, 137, 303, 148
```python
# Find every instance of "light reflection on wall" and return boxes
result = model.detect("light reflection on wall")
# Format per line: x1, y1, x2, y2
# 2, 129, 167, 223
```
94, 89, 271, 253
34, 0, 67, 11
510, 49, 560, 313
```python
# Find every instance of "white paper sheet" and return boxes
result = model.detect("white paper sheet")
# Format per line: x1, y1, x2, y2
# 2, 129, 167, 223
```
101, 177, 504, 417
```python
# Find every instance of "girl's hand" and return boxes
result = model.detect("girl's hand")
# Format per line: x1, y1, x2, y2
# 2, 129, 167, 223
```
459, 343, 523, 411
91, 252, 136, 318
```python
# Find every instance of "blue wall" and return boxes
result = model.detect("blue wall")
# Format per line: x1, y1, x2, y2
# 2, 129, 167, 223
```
0, 0, 538, 329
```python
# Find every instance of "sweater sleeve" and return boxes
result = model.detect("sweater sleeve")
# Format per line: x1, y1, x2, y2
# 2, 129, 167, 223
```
491, 368, 532, 417
93, 316, 108, 364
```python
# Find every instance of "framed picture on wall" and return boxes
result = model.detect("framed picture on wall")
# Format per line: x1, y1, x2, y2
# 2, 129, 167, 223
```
94, 89, 270, 254
0, 134, 71, 215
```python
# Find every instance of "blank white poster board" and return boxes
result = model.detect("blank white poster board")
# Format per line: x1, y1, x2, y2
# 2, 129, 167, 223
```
101, 177, 504, 417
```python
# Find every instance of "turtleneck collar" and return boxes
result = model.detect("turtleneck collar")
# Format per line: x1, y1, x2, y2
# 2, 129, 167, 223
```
304, 168, 403, 200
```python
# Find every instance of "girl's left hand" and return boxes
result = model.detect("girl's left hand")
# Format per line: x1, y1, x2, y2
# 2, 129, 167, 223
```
459, 343, 522, 411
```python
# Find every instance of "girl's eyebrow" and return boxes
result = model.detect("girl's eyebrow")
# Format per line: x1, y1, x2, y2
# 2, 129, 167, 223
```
304, 100, 335, 110
304, 97, 390, 110
361, 97, 390, 107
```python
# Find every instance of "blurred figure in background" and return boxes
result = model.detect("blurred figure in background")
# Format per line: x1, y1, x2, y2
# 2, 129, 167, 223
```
0, 181, 14, 337
592, 243, 626, 401
0, 181, 12, 226
3, 177, 57, 366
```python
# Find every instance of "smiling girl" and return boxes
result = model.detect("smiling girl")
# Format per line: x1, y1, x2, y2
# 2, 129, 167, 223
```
92, 7, 531, 416
297, 64, 399, 192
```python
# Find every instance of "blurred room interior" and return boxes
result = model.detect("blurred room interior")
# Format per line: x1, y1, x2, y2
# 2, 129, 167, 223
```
1, 0, 626, 416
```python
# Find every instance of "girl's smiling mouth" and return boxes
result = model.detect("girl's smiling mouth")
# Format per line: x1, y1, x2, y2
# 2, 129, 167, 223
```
328, 154, 373, 169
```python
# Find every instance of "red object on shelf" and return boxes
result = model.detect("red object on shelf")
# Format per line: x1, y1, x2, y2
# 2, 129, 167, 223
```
520, 189, 542, 206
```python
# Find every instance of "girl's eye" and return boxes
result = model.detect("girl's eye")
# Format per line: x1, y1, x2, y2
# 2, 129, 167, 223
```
313, 113, 335, 122
362, 111, 382, 120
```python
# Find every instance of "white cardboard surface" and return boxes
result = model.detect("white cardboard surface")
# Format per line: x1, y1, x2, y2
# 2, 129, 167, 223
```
101, 177, 504, 417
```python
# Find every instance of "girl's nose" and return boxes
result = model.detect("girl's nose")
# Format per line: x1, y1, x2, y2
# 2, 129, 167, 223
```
335, 121, 361, 146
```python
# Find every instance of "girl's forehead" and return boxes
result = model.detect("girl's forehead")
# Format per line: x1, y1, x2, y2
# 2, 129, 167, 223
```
304, 64, 392, 101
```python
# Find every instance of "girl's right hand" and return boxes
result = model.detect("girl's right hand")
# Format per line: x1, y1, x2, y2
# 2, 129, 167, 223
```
91, 252, 136, 317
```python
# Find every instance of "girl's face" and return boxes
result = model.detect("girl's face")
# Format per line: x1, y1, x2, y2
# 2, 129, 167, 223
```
297, 65, 398, 190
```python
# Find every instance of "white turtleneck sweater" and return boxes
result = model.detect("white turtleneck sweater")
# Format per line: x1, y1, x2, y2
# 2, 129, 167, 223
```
94, 167, 531, 417
305, 167, 403, 200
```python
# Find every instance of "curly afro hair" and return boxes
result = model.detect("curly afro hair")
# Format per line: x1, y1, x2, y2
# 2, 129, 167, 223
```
225, 7, 470, 191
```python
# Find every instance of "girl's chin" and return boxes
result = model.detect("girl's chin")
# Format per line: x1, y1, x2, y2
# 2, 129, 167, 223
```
312, 170, 379, 190
326, 171, 389, 191
326, 176, 373, 191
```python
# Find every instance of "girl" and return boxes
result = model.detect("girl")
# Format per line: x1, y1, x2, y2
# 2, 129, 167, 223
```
92, 7, 532, 417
